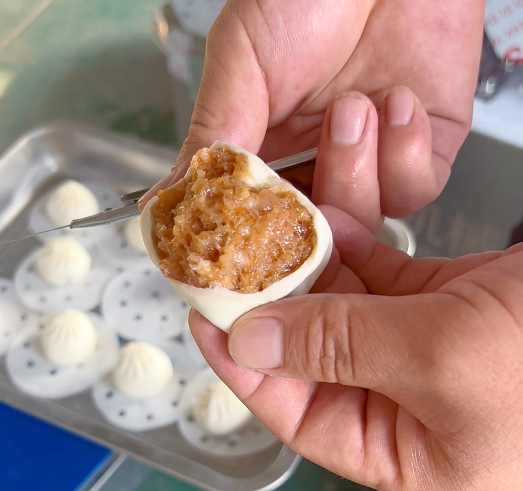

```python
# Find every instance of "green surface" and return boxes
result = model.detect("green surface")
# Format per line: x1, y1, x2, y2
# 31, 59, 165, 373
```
0, 0, 48, 48
0, 0, 176, 154
137, 460, 369, 491
0, 1, 371, 490
97, 458, 370, 491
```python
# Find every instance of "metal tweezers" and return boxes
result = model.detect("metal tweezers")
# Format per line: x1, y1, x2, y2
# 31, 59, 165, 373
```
67, 147, 318, 230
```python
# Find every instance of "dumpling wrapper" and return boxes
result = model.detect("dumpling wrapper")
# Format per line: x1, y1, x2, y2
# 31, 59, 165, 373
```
41, 310, 97, 366
141, 141, 333, 333
194, 379, 253, 436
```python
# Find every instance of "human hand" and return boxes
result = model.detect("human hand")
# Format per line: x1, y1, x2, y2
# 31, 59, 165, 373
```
142, 0, 485, 232
189, 209, 523, 490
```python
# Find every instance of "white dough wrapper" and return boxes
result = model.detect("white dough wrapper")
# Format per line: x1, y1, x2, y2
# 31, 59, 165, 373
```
141, 141, 333, 332
29, 181, 120, 247
0, 278, 42, 356
178, 368, 278, 457
14, 246, 115, 312
92, 372, 182, 432
101, 265, 191, 343
6, 313, 119, 399
95, 221, 151, 271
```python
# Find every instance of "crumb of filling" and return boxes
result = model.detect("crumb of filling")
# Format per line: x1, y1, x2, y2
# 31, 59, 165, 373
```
150, 146, 316, 294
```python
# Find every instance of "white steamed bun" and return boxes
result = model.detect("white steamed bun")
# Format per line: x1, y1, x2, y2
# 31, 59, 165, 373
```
124, 216, 147, 253
41, 310, 97, 366
194, 380, 253, 436
45, 180, 99, 226
112, 342, 173, 399
36, 238, 92, 287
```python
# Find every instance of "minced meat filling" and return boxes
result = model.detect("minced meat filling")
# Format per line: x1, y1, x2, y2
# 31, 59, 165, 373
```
150, 146, 316, 294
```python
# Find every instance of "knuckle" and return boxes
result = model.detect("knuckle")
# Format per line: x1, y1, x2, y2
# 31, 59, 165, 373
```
294, 297, 354, 384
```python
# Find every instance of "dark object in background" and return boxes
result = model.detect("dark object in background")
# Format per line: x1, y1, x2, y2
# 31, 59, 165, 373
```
508, 213, 523, 247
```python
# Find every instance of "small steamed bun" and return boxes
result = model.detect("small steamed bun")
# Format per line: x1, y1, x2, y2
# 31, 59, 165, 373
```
41, 310, 97, 366
194, 380, 252, 436
36, 238, 91, 286
112, 342, 173, 399
124, 216, 147, 253
45, 180, 99, 226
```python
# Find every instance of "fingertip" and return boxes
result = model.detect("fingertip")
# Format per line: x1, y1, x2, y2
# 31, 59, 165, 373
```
383, 86, 415, 127
329, 92, 371, 145
310, 244, 341, 293
188, 309, 217, 341
317, 204, 376, 263
313, 92, 382, 233
378, 87, 436, 217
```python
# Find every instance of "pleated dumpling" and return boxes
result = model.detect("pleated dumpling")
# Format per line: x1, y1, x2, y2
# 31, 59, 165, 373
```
45, 180, 99, 227
41, 310, 98, 366
194, 379, 253, 436
124, 216, 147, 253
36, 238, 92, 287
112, 342, 173, 399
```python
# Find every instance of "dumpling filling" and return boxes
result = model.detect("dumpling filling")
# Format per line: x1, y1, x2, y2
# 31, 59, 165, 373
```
150, 145, 316, 294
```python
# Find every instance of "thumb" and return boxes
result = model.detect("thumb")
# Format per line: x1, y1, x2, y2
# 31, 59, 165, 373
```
227, 291, 462, 395
138, 3, 268, 208
179, 4, 269, 159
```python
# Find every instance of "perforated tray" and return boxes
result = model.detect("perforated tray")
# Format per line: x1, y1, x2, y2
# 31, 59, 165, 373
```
0, 122, 300, 491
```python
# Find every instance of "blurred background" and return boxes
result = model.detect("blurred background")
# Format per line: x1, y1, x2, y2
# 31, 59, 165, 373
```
1, 1, 523, 490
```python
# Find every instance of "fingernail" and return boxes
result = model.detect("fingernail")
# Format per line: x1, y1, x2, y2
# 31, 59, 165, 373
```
330, 94, 368, 144
386, 87, 415, 126
228, 317, 283, 370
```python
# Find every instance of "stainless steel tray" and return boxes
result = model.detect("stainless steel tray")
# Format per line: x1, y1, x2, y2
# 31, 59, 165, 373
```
0, 122, 300, 491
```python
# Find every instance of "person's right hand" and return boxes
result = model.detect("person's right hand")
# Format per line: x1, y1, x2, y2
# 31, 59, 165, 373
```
189, 208, 523, 490
143, 0, 485, 233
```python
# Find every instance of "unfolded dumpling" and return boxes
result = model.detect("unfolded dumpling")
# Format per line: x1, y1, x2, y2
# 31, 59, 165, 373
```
141, 142, 332, 332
